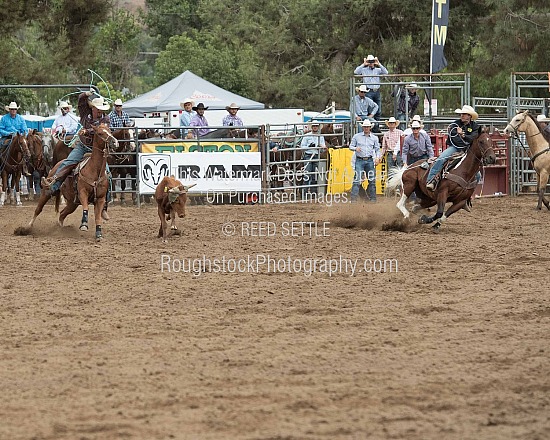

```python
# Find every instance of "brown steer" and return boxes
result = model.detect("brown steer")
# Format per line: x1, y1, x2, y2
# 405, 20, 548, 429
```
155, 176, 195, 242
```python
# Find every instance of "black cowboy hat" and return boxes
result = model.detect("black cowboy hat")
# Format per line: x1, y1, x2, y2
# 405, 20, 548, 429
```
192, 102, 208, 111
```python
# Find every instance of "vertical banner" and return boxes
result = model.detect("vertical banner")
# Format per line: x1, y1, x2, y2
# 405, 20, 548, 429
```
430, 0, 449, 74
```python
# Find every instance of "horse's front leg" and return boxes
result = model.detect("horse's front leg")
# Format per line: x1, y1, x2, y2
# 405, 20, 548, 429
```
536, 171, 550, 210
94, 197, 105, 241
419, 188, 448, 224
78, 187, 90, 231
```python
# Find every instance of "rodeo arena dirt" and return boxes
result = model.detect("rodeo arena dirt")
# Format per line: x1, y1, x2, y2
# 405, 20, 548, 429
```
2, 74, 550, 439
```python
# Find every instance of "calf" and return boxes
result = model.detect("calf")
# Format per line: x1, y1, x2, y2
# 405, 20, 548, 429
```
155, 176, 194, 242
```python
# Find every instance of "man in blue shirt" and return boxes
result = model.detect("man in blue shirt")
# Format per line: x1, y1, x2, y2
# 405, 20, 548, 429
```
300, 122, 326, 199
351, 84, 379, 132
179, 98, 196, 138
0, 101, 31, 176
108, 99, 132, 129
222, 103, 244, 127
354, 55, 388, 121
349, 119, 381, 202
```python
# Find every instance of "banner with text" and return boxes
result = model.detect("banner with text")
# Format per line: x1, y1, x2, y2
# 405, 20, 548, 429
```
430, 0, 449, 74
138, 152, 261, 194
141, 140, 259, 154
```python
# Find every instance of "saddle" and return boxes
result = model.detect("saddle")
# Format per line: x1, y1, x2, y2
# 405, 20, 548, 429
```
425, 152, 469, 187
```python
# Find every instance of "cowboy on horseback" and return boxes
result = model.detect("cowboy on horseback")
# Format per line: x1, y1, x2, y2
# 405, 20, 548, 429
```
42, 91, 112, 220
426, 104, 480, 191
52, 101, 79, 139
0, 101, 31, 176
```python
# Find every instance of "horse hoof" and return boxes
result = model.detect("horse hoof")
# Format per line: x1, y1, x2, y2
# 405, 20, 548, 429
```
418, 215, 429, 224
432, 223, 441, 233
80, 223, 88, 231
96, 234, 103, 242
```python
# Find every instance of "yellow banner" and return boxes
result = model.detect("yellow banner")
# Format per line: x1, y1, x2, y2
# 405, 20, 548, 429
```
327, 148, 387, 195
141, 141, 259, 153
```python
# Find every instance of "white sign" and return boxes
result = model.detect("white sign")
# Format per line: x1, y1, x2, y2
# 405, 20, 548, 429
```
423, 98, 438, 116
138, 152, 261, 194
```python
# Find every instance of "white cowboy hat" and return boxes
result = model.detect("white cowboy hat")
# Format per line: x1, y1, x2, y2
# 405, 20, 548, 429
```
411, 120, 423, 129
225, 102, 240, 111
58, 101, 72, 110
114, 98, 123, 106
5, 101, 19, 111
366, 54, 375, 61
358, 84, 369, 93
385, 117, 400, 127
361, 119, 373, 127
90, 97, 110, 111
411, 115, 422, 122
536, 114, 550, 122
180, 98, 194, 108
310, 121, 320, 126
406, 83, 419, 89
454, 104, 479, 120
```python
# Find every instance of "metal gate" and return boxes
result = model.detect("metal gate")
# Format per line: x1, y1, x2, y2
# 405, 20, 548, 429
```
508, 72, 550, 195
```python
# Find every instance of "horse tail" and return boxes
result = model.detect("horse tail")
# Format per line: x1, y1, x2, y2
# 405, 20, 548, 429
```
386, 165, 408, 189
54, 192, 61, 213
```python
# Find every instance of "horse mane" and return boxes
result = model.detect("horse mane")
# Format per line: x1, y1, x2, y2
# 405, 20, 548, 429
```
524, 112, 550, 144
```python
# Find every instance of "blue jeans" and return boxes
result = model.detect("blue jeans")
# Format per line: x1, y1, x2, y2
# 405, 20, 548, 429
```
366, 89, 381, 120
386, 152, 403, 168
352, 157, 376, 201
427, 146, 460, 182
302, 153, 319, 197
52, 141, 111, 202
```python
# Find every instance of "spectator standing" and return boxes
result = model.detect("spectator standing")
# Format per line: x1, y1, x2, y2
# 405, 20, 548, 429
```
354, 54, 388, 121
382, 117, 404, 169
349, 119, 381, 203
402, 120, 434, 166
299, 122, 326, 198
396, 83, 420, 122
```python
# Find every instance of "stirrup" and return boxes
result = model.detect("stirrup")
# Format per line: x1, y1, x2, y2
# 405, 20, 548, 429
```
426, 180, 436, 191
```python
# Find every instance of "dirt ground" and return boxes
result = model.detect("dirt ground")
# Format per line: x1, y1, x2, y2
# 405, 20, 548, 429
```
1, 194, 549, 440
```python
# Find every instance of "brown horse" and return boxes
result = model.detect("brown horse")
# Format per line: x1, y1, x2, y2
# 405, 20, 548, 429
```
504, 111, 550, 210
28, 124, 118, 241
387, 128, 496, 230
52, 134, 75, 165
0, 133, 31, 206
26, 130, 48, 198
109, 128, 137, 204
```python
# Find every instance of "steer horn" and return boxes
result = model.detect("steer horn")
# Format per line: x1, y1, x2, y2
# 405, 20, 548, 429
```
184, 184, 197, 190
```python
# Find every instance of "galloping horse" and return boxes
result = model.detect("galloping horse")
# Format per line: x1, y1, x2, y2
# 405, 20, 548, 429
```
28, 124, 118, 241
0, 133, 31, 206
504, 111, 550, 210
387, 128, 496, 230
109, 127, 137, 204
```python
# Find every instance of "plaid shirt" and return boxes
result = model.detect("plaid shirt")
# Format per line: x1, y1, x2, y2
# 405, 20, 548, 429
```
222, 114, 244, 127
382, 128, 404, 155
108, 110, 132, 128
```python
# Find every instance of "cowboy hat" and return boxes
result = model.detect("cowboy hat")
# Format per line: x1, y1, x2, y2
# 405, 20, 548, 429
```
114, 98, 123, 106
411, 120, 423, 129
536, 114, 550, 122
366, 54, 375, 61
57, 101, 72, 110
192, 102, 208, 111
310, 121, 320, 126
406, 83, 419, 89
90, 97, 110, 111
180, 98, 194, 108
361, 119, 373, 127
225, 103, 240, 111
357, 84, 370, 93
454, 104, 479, 120
411, 115, 422, 122
385, 117, 400, 127
5, 101, 19, 111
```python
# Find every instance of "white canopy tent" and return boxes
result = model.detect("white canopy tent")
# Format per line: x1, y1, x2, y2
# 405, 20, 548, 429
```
123, 70, 264, 117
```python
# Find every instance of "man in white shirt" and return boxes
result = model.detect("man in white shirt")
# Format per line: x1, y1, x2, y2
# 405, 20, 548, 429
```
52, 101, 79, 138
